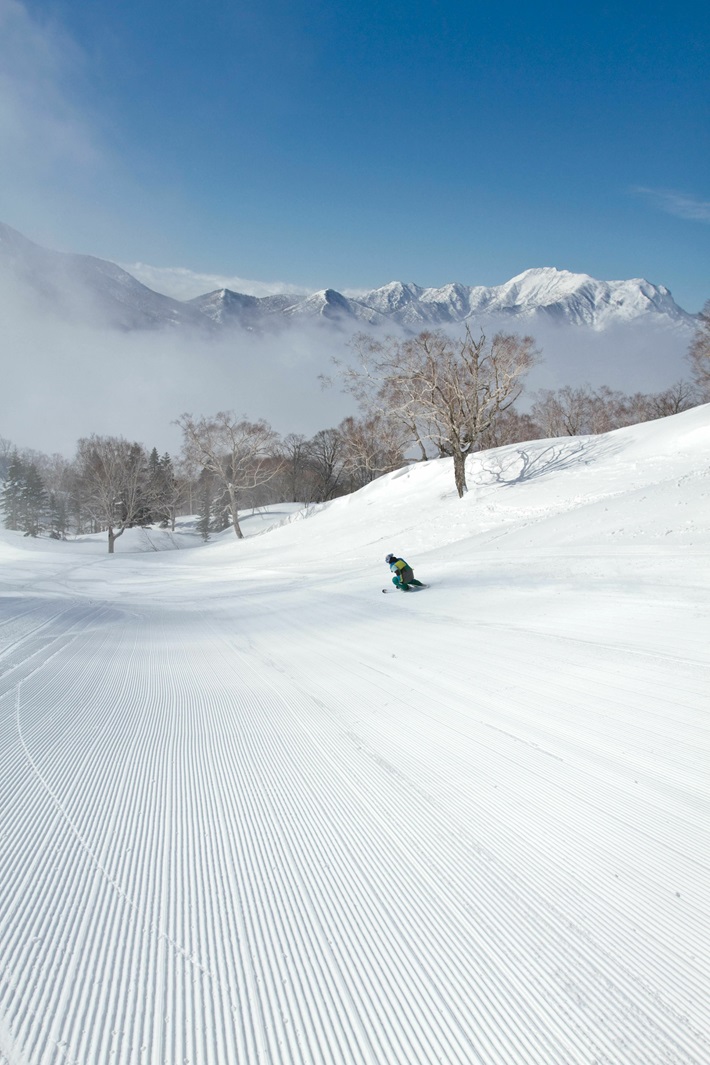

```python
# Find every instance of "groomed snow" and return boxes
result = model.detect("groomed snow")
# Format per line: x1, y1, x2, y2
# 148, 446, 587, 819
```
1, 407, 709, 1065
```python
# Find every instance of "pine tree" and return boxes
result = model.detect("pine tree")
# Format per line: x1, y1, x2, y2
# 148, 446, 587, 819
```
22, 463, 48, 536
1, 456, 48, 536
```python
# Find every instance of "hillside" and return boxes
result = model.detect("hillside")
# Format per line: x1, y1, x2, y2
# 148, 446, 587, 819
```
0, 407, 709, 1064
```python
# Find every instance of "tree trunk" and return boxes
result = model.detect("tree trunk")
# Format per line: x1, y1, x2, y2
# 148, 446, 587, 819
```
227, 486, 244, 539
107, 524, 126, 553
452, 450, 467, 498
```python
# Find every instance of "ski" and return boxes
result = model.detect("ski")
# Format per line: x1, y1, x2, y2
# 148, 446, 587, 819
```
382, 584, 428, 594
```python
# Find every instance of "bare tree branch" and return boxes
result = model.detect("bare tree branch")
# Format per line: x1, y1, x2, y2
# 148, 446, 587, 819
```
176, 412, 283, 538
336, 326, 539, 496
75, 435, 149, 553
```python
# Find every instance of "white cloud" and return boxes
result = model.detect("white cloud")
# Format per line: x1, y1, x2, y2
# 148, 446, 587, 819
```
121, 262, 311, 300
634, 186, 710, 223
0, 265, 357, 456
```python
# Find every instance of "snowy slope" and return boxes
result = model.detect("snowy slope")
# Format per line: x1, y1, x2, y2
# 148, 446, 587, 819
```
1, 407, 709, 1065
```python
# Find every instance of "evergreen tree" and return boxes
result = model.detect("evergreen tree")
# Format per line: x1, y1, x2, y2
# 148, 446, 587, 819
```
22, 463, 48, 536
47, 491, 69, 539
1, 454, 23, 530
145, 447, 162, 523
156, 452, 179, 527
1, 456, 48, 536
211, 482, 232, 532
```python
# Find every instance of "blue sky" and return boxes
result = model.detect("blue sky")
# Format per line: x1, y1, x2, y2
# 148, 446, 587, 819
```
1, 0, 708, 309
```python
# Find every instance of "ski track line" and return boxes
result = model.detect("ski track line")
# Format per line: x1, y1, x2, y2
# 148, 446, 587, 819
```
1, 609, 393, 1065
252, 634, 706, 1060
208, 600, 706, 1047
158, 617, 467, 1065
1, 595, 708, 1063
1, 611, 261, 1065
199, 632, 541, 1065
4, 604, 476, 1060
286, 606, 709, 928
190, 592, 706, 1065
202, 617, 706, 1065
171, 624, 433, 1065
0, 600, 97, 685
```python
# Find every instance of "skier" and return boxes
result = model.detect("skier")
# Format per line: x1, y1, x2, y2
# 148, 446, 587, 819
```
385, 553, 426, 591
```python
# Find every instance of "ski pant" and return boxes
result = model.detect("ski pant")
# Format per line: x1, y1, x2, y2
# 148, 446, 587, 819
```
392, 576, 424, 590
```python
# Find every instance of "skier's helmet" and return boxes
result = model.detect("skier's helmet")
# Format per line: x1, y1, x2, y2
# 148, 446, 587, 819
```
385, 553, 395, 564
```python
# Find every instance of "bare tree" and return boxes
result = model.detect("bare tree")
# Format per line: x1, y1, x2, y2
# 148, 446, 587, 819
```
75, 436, 149, 552
338, 413, 408, 489
532, 380, 698, 439
0, 437, 15, 481
531, 385, 597, 437
585, 385, 628, 434
687, 300, 710, 401
476, 407, 543, 450
176, 412, 283, 538
304, 428, 346, 502
646, 380, 698, 418
276, 433, 316, 503
341, 327, 539, 496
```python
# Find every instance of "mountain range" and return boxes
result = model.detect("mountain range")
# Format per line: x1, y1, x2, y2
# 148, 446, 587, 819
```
0, 221, 696, 336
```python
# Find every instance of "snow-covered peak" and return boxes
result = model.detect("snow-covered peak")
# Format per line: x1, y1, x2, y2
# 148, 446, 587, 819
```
359, 281, 425, 314
483, 267, 687, 325
0, 222, 694, 335
501, 266, 595, 300
351, 267, 692, 330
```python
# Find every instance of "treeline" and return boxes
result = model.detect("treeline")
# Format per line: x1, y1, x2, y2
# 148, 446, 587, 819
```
0, 413, 409, 550
0, 443, 182, 546
2, 310, 708, 550
483, 379, 700, 448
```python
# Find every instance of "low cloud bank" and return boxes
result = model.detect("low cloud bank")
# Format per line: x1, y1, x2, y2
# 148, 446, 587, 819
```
1, 272, 357, 455
0, 267, 692, 458
122, 262, 312, 302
